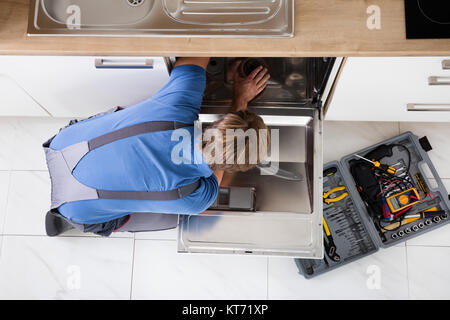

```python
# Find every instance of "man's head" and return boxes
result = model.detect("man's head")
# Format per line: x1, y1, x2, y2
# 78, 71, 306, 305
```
202, 111, 270, 172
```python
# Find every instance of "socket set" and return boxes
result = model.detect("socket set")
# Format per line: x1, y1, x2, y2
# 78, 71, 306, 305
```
296, 132, 450, 278
389, 211, 449, 240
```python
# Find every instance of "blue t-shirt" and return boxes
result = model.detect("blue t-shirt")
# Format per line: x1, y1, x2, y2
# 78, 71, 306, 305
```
50, 65, 218, 224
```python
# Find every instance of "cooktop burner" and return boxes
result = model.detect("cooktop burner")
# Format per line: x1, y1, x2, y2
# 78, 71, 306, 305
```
405, 0, 450, 39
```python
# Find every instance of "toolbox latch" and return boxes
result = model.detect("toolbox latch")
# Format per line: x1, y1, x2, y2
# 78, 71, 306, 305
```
419, 136, 433, 152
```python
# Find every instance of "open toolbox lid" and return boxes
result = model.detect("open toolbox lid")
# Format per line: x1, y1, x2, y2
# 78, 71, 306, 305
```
297, 132, 450, 278
340, 131, 450, 248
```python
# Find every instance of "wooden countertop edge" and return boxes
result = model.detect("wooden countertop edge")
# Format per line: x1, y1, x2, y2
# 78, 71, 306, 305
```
2, 0, 450, 57
2, 49, 450, 57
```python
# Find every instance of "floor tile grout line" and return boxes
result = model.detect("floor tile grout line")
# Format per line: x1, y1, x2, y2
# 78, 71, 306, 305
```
134, 239, 177, 241
405, 245, 411, 300
4, 170, 48, 172
129, 238, 136, 300
0, 233, 178, 240
266, 258, 269, 300
404, 243, 450, 248
0, 171, 12, 236
0, 233, 134, 239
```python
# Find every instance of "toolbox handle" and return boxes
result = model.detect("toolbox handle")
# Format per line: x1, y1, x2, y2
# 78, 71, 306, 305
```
418, 161, 440, 191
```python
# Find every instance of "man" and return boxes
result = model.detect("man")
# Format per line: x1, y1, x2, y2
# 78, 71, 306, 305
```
44, 57, 271, 236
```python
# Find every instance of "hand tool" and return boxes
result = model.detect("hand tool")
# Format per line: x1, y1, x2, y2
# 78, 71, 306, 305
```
412, 225, 419, 232
391, 233, 398, 239
323, 217, 341, 262
323, 186, 348, 204
414, 172, 430, 195
418, 222, 424, 229
381, 215, 421, 232
433, 216, 441, 223
354, 154, 397, 175
404, 209, 445, 219
323, 167, 338, 177
386, 188, 421, 214
425, 219, 432, 226
442, 212, 449, 220
405, 227, 411, 234
398, 230, 405, 237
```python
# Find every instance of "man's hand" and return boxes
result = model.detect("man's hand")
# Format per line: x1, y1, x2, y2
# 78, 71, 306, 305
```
232, 64, 270, 111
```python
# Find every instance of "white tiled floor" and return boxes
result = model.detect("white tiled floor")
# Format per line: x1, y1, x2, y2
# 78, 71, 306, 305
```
0, 171, 10, 235
132, 240, 268, 300
0, 235, 133, 299
268, 247, 409, 300
0, 117, 450, 299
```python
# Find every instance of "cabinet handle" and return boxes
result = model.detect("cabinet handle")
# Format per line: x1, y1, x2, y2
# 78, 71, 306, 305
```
429, 76, 450, 86
95, 58, 153, 69
443, 60, 450, 70
407, 104, 450, 112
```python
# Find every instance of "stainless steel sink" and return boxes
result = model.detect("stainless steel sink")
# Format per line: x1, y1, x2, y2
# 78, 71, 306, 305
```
178, 107, 323, 258
28, 0, 294, 37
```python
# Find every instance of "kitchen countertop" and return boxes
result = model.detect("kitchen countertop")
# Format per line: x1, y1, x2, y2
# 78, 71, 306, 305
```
1, 0, 450, 57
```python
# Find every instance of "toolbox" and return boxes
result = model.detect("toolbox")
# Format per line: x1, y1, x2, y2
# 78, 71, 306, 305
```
296, 132, 450, 278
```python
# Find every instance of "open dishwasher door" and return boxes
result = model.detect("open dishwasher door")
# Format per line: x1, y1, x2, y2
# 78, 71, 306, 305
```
177, 58, 343, 258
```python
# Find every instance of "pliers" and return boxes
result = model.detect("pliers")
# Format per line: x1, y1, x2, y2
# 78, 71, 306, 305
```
323, 186, 349, 205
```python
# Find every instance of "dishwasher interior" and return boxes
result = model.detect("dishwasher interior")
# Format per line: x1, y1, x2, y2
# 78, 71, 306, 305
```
178, 57, 338, 258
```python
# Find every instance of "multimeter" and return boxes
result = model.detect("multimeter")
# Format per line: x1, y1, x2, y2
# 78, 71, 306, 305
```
386, 188, 421, 213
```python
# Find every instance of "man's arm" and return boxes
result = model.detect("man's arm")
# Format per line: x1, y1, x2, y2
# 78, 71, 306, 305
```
174, 57, 210, 70
213, 170, 224, 186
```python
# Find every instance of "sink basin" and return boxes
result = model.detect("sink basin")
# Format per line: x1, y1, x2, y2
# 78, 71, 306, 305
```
28, 0, 294, 37
41, 0, 155, 26
163, 0, 283, 25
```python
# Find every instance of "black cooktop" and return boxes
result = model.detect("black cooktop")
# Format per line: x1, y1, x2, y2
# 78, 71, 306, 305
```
405, 0, 450, 39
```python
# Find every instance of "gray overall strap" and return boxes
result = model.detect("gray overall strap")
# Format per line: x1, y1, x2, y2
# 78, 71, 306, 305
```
45, 120, 197, 209
88, 121, 192, 151
98, 180, 200, 201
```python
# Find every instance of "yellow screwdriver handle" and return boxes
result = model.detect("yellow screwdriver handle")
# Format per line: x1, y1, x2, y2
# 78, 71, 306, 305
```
323, 217, 331, 236
387, 167, 396, 175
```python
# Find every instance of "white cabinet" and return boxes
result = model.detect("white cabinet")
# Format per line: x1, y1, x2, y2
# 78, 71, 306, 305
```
0, 56, 169, 118
326, 57, 450, 122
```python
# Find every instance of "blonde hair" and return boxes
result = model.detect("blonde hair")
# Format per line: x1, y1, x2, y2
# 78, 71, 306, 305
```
202, 111, 270, 172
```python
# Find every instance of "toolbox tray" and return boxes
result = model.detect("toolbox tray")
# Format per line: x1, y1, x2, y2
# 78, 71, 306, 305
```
296, 131, 450, 278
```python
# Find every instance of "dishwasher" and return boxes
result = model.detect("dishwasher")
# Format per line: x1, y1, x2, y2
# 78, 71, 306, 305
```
177, 57, 344, 258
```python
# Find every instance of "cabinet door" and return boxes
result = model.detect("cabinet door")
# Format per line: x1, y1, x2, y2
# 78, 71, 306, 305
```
0, 56, 169, 118
325, 57, 450, 122
0, 74, 50, 117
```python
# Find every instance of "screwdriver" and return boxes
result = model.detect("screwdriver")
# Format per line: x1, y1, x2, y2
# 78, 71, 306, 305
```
354, 154, 397, 175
